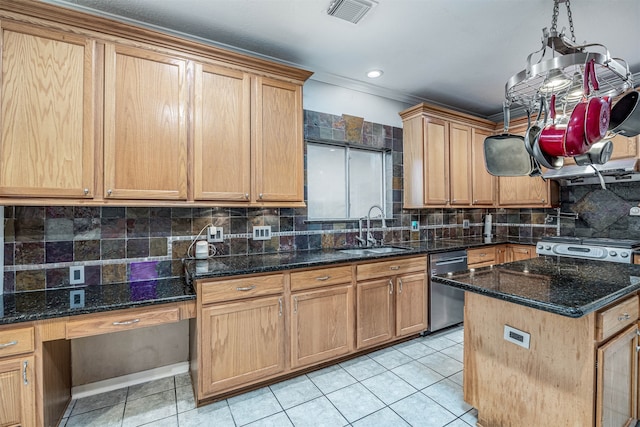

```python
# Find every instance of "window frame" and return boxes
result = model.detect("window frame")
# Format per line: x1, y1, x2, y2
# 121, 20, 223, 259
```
306, 140, 390, 221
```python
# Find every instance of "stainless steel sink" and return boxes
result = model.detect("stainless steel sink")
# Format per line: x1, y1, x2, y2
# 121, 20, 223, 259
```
338, 246, 409, 256
366, 246, 409, 254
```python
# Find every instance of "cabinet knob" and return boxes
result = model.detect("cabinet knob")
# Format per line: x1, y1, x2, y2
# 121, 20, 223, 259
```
107, 189, 112, 196
83, 188, 89, 195
259, 193, 263, 199
245, 193, 249, 199
541, 199, 545, 203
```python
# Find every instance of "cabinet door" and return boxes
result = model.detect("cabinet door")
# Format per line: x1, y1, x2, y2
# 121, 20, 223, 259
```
291, 285, 353, 368
194, 63, 251, 201
357, 278, 394, 349
471, 129, 496, 206
0, 22, 94, 198
395, 273, 427, 336
0, 355, 36, 427
253, 76, 303, 203
424, 118, 449, 205
200, 296, 285, 396
596, 324, 638, 427
495, 245, 507, 264
104, 44, 187, 200
402, 115, 425, 208
609, 134, 638, 160
498, 176, 549, 206
448, 123, 472, 205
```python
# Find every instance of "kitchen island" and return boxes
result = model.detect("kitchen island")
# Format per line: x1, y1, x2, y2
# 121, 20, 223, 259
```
432, 256, 640, 427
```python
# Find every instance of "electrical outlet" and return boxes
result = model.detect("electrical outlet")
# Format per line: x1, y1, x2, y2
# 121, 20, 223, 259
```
69, 266, 84, 285
253, 226, 272, 240
463, 219, 470, 229
411, 221, 419, 231
207, 226, 224, 243
630, 206, 640, 216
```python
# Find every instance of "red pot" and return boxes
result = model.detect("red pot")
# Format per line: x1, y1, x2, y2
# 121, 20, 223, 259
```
538, 94, 568, 156
584, 61, 611, 144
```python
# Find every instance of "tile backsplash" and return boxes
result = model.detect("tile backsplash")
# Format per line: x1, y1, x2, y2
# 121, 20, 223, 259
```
3, 109, 561, 293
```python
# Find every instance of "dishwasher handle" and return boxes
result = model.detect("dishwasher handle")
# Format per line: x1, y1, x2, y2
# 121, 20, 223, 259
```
433, 257, 467, 267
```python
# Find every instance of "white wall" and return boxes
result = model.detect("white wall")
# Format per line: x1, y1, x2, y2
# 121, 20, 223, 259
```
303, 80, 412, 128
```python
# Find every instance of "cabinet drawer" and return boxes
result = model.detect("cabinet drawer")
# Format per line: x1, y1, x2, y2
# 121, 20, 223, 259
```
200, 274, 284, 305
467, 247, 496, 268
290, 265, 352, 291
0, 326, 34, 358
596, 295, 639, 342
357, 256, 426, 281
66, 306, 180, 339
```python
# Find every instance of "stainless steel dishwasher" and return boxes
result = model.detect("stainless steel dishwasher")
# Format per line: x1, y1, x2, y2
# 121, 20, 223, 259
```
428, 250, 468, 332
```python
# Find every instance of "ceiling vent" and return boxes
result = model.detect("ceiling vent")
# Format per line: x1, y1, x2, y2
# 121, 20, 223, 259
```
326, 0, 377, 24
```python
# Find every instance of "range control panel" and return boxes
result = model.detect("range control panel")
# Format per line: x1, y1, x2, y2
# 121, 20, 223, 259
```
536, 243, 632, 263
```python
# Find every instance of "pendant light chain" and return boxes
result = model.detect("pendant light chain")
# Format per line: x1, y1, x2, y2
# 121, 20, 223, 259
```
551, 0, 576, 42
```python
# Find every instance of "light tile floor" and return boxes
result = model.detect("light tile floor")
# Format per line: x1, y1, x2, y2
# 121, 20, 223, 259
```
60, 325, 477, 427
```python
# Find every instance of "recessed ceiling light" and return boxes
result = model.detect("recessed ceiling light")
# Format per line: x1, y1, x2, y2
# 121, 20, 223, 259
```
367, 70, 383, 79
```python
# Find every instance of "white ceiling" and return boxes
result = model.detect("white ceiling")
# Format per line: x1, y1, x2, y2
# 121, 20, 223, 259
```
45, 0, 640, 120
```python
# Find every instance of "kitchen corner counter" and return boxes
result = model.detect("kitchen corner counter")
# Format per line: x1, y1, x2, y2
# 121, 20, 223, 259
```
432, 255, 640, 317
0, 277, 195, 325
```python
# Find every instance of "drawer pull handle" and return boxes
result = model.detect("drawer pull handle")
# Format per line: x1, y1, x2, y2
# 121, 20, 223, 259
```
23, 361, 28, 385
236, 285, 256, 291
390, 266, 400, 271
618, 313, 631, 321
279, 298, 283, 316
316, 276, 330, 281
389, 279, 394, 294
294, 296, 298, 314
112, 319, 140, 326
398, 278, 403, 294
0, 340, 18, 348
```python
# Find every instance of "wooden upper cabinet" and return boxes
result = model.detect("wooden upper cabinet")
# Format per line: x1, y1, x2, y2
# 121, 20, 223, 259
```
194, 64, 251, 201
0, 22, 95, 198
609, 134, 639, 160
254, 76, 304, 203
498, 175, 555, 207
448, 123, 472, 205
471, 129, 496, 206
400, 103, 495, 208
103, 44, 187, 200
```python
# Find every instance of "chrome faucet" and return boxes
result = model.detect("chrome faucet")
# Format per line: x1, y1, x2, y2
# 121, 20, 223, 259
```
366, 205, 386, 247
355, 217, 367, 247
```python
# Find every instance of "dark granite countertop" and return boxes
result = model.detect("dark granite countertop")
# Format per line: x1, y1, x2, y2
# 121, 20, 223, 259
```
0, 237, 537, 326
184, 237, 535, 281
0, 277, 195, 326
432, 256, 640, 318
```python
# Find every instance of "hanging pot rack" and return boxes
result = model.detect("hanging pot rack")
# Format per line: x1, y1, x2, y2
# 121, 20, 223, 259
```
504, 0, 634, 113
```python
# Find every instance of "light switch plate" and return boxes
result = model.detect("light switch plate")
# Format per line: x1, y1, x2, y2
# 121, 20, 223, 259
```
411, 221, 419, 231
207, 226, 224, 243
462, 219, 470, 229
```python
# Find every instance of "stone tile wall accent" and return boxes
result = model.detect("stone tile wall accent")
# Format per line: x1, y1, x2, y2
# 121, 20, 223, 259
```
3, 110, 559, 293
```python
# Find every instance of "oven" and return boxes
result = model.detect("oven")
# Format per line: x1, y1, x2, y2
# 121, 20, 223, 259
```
536, 236, 640, 263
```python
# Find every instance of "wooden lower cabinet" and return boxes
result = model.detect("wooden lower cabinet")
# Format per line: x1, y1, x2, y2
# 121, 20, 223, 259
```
356, 256, 428, 349
507, 244, 536, 262
395, 272, 428, 337
199, 296, 285, 397
290, 284, 353, 368
596, 324, 638, 427
0, 355, 36, 427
